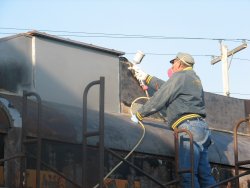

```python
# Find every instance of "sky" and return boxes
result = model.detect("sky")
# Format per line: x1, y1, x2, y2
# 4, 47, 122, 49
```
0, 0, 250, 99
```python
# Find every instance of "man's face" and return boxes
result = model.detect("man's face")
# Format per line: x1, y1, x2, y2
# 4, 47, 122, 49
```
171, 58, 181, 73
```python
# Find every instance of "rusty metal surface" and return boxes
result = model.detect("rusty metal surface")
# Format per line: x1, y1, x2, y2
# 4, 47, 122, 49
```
0, 108, 9, 133
1, 92, 250, 168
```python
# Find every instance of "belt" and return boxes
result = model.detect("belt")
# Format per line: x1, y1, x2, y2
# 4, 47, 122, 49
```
171, 114, 202, 129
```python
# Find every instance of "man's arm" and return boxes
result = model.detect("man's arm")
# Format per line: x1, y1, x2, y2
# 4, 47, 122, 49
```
136, 74, 183, 121
144, 75, 165, 97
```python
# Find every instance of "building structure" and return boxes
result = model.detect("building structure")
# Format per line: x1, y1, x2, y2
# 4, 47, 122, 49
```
0, 31, 124, 112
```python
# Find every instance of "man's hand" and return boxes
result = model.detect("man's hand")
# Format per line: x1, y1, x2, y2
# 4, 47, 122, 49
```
130, 115, 139, 124
128, 65, 148, 81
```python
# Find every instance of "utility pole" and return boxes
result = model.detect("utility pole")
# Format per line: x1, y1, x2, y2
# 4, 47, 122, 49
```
211, 41, 247, 97
221, 43, 229, 96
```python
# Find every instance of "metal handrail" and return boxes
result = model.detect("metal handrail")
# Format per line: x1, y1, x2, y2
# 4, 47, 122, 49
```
105, 148, 170, 188
22, 91, 42, 188
234, 117, 250, 188
206, 169, 250, 188
82, 77, 105, 188
22, 91, 83, 188
104, 128, 195, 188
28, 152, 82, 188
206, 117, 250, 188
0, 154, 26, 163
174, 128, 195, 188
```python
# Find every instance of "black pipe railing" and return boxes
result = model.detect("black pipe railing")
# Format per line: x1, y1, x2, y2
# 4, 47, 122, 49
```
106, 148, 172, 188
234, 117, 250, 188
104, 129, 195, 188
206, 169, 250, 188
82, 77, 105, 188
206, 117, 250, 188
0, 154, 25, 163
22, 91, 42, 188
28, 152, 82, 188
22, 91, 83, 188
174, 128, 195, 188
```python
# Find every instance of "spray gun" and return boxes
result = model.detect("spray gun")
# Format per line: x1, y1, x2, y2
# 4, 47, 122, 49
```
130, 51, 167, 122
130, 51, 149, 96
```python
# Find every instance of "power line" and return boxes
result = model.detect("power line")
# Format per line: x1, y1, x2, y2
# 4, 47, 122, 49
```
1, 31, 250, 61
1, 28, 250, 97
1, 28, 250, 61
0, 30, 249, 62
127, 52, 215, 57
212, 92, 250, 96
0, 32, 17, 35
0, 27, 249, 42
126, 52, 215, 58
126, 52, 250, 61
234, 58, 250, 62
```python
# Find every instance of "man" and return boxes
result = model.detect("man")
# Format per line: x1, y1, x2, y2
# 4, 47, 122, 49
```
130, 52, 217, 188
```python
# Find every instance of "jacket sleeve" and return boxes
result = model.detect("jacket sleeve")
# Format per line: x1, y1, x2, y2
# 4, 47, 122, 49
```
137, 74, 184, 119
145, 75, 165, 91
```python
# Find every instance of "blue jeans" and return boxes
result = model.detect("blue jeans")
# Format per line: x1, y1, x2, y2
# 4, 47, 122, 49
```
177, 118, 217, 188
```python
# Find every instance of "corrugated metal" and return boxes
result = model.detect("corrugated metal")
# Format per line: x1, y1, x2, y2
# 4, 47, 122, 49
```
1, 92, 250, 167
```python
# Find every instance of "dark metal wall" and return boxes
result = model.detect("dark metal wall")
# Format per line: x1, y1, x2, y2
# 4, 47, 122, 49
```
18, 141, 247, 188
1, 91, 250, 167
205, 92, 247, 132
244, 100, 250, 134
244, 100, 250, 116
0, 36, 32, 92
1, 91, 250, 187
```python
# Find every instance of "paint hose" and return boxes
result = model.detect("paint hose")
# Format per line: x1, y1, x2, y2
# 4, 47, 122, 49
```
92, 97, 149, 188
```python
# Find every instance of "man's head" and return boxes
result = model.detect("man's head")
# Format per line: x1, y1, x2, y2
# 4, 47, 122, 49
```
170, 52, 195, 73
170, 52, 195, 67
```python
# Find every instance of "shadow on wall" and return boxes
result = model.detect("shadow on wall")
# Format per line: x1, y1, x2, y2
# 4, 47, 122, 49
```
0, 61, 22, 92
0, 41, 31, 92
0, 40, 101, 109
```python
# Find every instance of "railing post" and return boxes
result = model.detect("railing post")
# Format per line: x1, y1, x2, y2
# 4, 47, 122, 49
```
234, 117, 250, 188
174, 128, 195, 188
22, 91, 42, 188
82, 77, 105, 188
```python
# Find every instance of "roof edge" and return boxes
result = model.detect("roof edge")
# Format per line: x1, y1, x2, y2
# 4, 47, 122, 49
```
27, 30, 125, 56
0, 30, 125, 56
